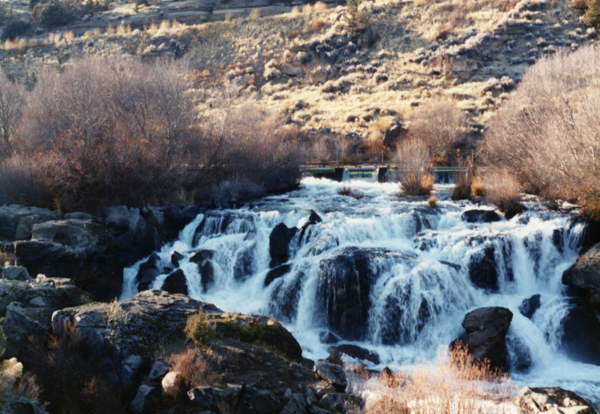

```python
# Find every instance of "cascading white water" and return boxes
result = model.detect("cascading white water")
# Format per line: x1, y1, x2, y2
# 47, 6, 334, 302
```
121, 177, 600, 403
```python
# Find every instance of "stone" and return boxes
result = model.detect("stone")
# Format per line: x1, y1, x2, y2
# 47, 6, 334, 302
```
0, 394, 48, 414
311, 383, 337, 400
468, 246, 500, 292
149, 360, 169, 380
562, 243, 600, 310
519, 294, 541, 319
1, 266, 32, 281
53, 290, 222, 360
264, 264, 291, 286
190, 250, 215, 292
281, 63, 304, 77
122, 354, 144, 385
188, 385, 243, 414
162, 269, 188, 295
0, 277, 90, 364
516, 386, 595, 414
171, 251, 184, 268
136, 253, 162, 291
234, 387, 283, 414
319, 393, 347, 412
559, 303, 600, 365
129, 384, 156, 413
314, 361, 347, 392
461, 210, 502, 223
161, 371, 182, 396
332, 344, 380, 365
269, 223, 298, 267
0, 205, 60, 242
461, 307, 513, 370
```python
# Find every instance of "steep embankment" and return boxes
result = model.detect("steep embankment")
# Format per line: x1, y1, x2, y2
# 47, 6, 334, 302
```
1, 0, 597, 148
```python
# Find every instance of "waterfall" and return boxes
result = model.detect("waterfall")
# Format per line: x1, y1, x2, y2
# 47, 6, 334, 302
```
121, 177, 600, 403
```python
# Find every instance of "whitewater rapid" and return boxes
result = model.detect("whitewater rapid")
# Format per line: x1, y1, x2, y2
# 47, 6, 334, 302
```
121, 177, 600, 403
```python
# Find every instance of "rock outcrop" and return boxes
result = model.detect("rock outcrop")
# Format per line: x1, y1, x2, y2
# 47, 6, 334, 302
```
0, 204, 200, 301
460, 306, 513, 371
461, 210, 502, 223
0, 276, 90, 364
517, 386, 596, 414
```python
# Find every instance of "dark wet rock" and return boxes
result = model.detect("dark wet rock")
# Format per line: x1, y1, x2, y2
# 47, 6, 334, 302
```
300, 210, 323, 241
562, 243, 600, 310
171, 251, 184, 268
461, 210, 502, 223
233, 241, 257, 281
314, 361, 347, 392
317, 247, 417, 341
559, 303, 600, 365
507, 335, 533, 373
468, 246, 499, 292
129, 384, 158, 413
320, 331, 341, 344
332, 344, 380, 364
270, 223, 298, 267
461, 306, 513, 371
234, 387, 283, 414
519, 294, 541, 319
190, 249, 215, 292
136, 253, 162, 292
265, 264, 291, 286
188, 385, 243, 413
517, 386, 595, 414
161, 269, 188, 295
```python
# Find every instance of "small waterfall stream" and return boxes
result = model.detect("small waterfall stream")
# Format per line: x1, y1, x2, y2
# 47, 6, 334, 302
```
121, 177, 600, 403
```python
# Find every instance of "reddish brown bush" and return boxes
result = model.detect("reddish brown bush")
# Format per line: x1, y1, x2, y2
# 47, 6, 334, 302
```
31, 321, 125, 414
0, 71, 26, 158
169, 347, 218, 390
395, 139, 433, 196
409, 100, 469, 159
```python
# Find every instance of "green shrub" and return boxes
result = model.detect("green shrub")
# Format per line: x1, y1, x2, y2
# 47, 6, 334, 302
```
185, 312, 215, 347
1, 19, 30, 41
38, 0, 77, 28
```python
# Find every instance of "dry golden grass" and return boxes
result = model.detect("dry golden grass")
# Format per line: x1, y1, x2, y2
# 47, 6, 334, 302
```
355, 343, 515, 414
64, 31, 74, 45
427, 195, 438, 208
250, 8, 260, 21
106, 24, 115, 36
314, 1, 328, 12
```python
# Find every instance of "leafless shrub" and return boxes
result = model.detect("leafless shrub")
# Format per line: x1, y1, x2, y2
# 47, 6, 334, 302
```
0, 155, 49, 206
485, 170, 524, 219
395, 139, 432, 196
169, 347, 218, 389
482, 45, 600, 216
427, 196, 438, 208
451, 158, 476, 200
32, 321, 125, 414
196, 102, 303, 200
0, 71, 26, 158
409, 100, 469, 159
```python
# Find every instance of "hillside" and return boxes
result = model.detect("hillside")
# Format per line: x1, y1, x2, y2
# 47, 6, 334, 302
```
0, 0, 597, 155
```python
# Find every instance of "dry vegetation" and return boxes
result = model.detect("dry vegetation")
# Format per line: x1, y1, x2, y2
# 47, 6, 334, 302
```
483, 45, 600, 217
348, 343, 515, 414
395, 139, 434, 196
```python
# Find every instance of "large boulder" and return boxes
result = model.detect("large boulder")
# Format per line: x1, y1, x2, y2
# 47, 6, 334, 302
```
188, 385, 243, 413
461, 307, 513, 371
1, 266, 32, 282
269, 223, 298, 267
562, 243, 600, 310
52, 290, 221, 359
0, 205, 60, 242
461, 209, 502, 223
316, 247, 418, 341
314, 360, 347, 392
519, 294, 541, 319
559, 302, 600, 366
516, 386, 595, 414
189, 249, 215, 292
161, 269, 188, 295
0, 276, 90, 365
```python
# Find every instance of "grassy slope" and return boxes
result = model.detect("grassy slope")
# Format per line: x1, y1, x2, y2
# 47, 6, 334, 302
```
0, 0, 596, 148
